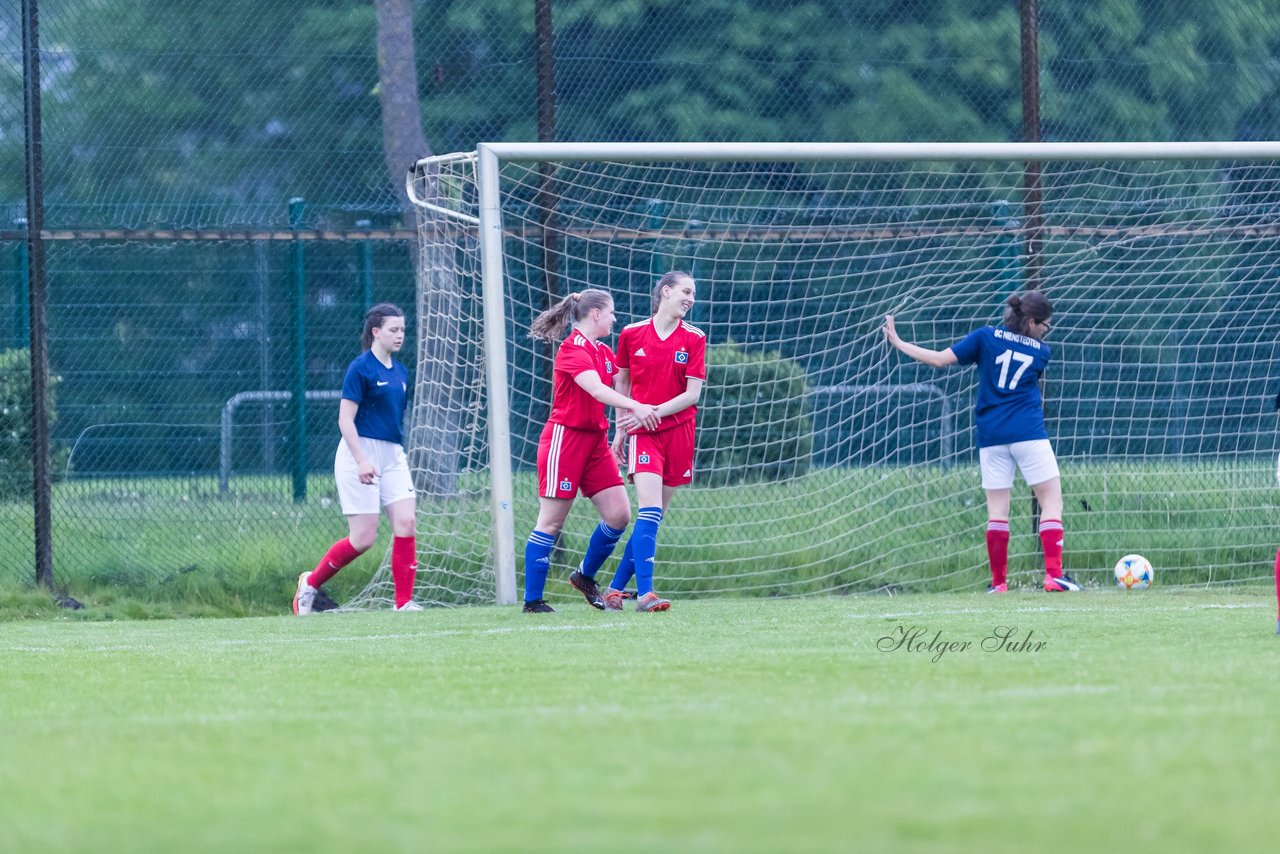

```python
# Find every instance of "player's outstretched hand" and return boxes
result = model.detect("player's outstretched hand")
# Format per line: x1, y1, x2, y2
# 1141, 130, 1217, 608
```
882, 314, 900, 346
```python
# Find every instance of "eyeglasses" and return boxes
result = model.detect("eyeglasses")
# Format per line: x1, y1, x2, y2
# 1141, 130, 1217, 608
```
1035, 319, 1052, 329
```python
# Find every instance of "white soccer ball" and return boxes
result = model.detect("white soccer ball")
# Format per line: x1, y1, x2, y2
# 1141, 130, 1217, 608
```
1113, 554, 1154, 590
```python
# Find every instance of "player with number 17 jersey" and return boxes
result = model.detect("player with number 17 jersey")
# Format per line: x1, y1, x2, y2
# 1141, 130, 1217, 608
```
948, 325, 1050, 447
883, 291, 1078, 594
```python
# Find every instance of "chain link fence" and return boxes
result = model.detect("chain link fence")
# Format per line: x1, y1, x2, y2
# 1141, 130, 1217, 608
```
4, 1, 1280, 601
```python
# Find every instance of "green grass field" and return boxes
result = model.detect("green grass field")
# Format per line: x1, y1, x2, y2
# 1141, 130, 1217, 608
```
2, 590, 1278, 852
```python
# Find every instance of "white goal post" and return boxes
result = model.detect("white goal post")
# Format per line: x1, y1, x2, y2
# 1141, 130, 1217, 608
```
345, 141, 1280, 609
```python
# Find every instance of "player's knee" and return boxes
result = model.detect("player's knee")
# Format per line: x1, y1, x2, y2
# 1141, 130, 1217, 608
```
348, 532, 377, 552
602, 507, 630, 531
535, 519, 564, 537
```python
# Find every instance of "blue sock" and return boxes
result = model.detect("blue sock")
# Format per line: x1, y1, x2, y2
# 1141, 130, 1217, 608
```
524, 530, 557, 602
579, 521, 625, 578
610, 536, 636, 592
629, 506, 664, 597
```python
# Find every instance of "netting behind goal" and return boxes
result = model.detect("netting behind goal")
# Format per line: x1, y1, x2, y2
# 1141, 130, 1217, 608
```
361, 145, 1280, 608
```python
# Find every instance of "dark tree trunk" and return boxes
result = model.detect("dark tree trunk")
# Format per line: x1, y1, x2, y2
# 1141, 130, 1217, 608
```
374, 0, 463, 497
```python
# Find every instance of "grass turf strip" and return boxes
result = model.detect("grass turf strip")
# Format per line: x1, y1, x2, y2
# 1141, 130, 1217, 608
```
1, 591, 1277, 852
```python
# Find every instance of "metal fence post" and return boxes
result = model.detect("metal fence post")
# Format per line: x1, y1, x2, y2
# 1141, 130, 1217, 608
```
12, 219, 30, 350
356, 219, 374, 313
993, 200, 1020, 299
22, 0, 54, 589
289, 197, 307, 502
677, 218, 705, 278
645, 199, 671, 277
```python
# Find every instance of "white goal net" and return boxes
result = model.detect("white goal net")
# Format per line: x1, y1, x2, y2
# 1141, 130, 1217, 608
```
348, 142, 1280, 608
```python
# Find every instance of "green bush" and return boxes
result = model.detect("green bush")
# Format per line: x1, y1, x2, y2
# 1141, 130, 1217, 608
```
695, 340, 812, 487
0, 348, 65, 501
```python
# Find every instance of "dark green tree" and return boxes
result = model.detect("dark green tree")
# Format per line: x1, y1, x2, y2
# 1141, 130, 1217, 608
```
1040, 0, 1280, 141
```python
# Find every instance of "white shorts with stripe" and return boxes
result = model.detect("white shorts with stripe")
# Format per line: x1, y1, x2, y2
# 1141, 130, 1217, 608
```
978, 439, 1060, 491
334, 437, 416, 516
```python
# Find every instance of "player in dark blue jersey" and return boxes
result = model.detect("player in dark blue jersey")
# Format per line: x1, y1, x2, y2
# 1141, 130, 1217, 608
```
293, 303, 422, 615
884, 291, 1080, 593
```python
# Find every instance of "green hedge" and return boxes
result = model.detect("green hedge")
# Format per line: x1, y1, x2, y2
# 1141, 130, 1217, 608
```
696, 341, 812, 487
0, 349, 66, 500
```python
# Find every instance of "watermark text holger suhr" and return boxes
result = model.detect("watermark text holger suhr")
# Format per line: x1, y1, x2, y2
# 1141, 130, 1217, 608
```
877, 625, 1046, 663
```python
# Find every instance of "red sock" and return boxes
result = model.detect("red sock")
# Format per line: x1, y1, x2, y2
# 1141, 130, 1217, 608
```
985, 520, 1010, 586
308, 538, 363, 588
1273, 547, 1280, 619
392, 535, 418, 608
1039, 519, 1064, 579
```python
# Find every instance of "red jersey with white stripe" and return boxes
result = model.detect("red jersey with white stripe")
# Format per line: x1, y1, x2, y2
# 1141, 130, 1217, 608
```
616, 318, 707, 433
548, 331, 618, 432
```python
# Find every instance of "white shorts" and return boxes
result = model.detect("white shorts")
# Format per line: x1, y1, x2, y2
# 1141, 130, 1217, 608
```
978, 439, 1060, 491
334, 437, 416, 516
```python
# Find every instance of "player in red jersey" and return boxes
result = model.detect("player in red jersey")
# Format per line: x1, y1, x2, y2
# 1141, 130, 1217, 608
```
605, 271, 707, 612
521, 289, 660, 613
1275, 544, 1279, 634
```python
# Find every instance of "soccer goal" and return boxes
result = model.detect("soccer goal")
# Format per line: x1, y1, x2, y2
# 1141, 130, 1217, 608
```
345, 141, 1280, 609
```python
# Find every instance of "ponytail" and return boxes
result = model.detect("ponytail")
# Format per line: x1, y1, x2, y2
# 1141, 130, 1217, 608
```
530, 288, 613, 341
1002, 290, 1053, 336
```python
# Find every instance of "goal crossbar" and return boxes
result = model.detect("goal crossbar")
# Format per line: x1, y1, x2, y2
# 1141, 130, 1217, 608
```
416, 141, 1280, 171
